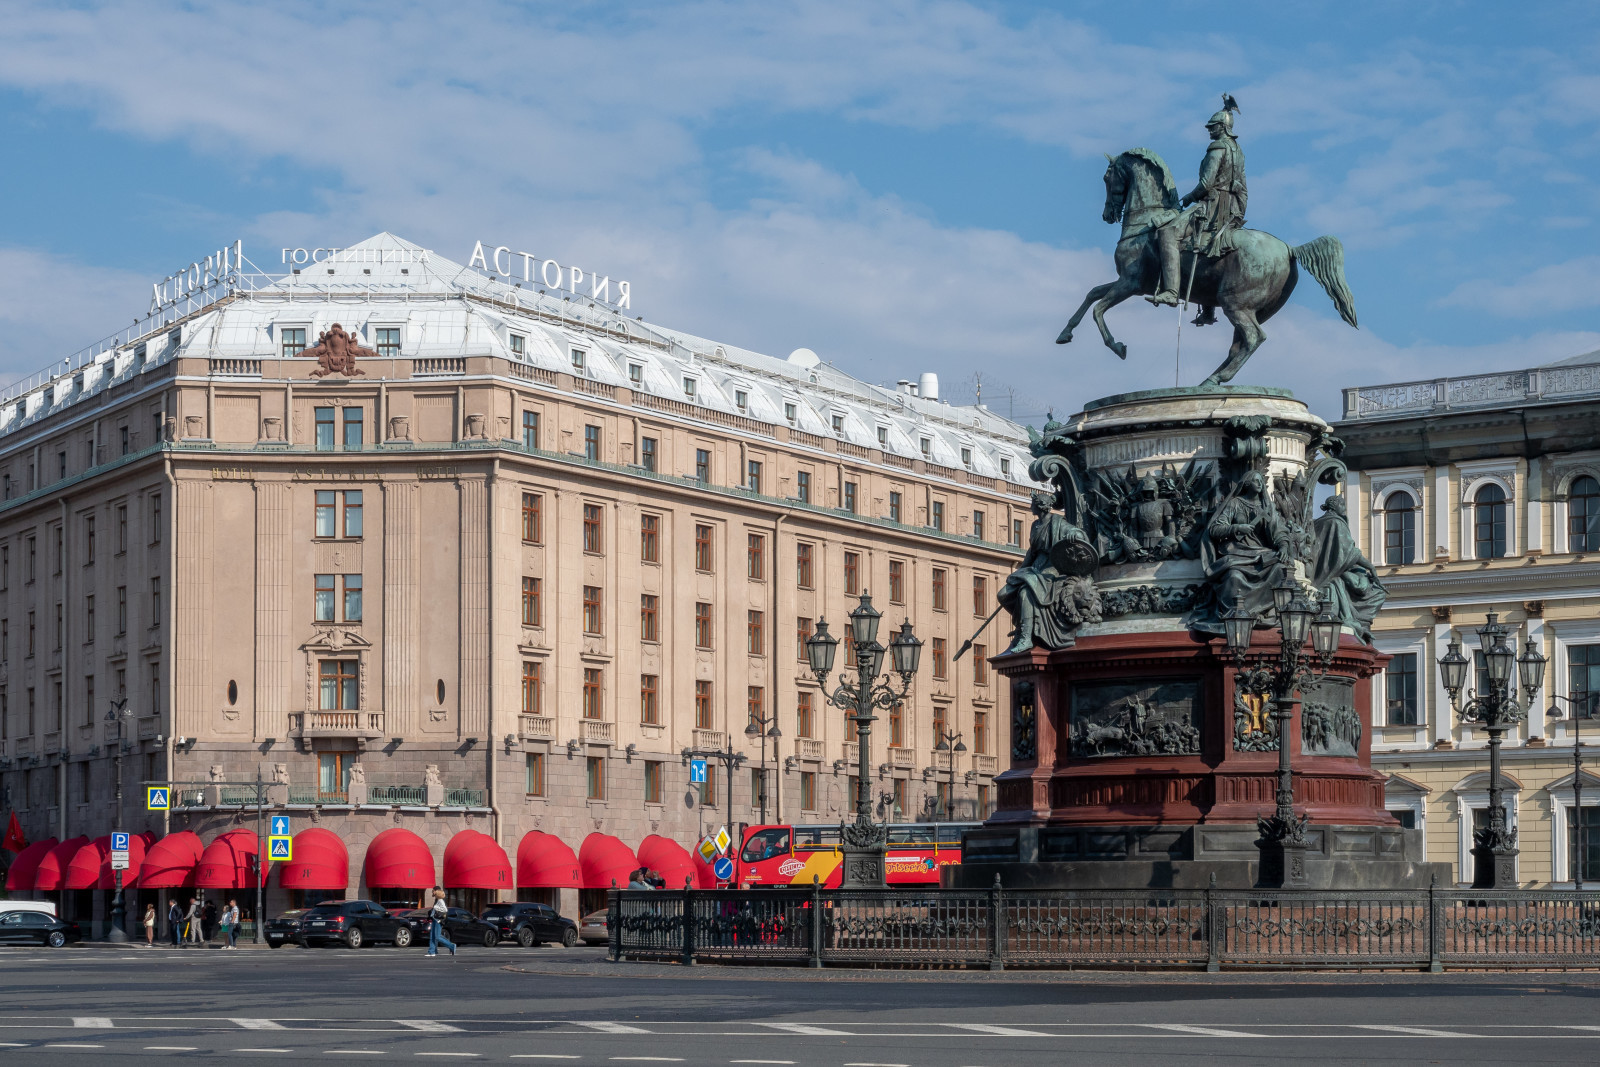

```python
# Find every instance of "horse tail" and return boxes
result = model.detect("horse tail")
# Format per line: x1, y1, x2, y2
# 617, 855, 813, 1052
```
1290, 235, 1358, 328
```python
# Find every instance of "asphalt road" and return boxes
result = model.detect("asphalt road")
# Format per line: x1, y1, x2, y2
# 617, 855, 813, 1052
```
2, 943, 1598, 1066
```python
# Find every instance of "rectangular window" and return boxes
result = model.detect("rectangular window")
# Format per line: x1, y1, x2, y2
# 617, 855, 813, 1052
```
149, 578, 161, 629
572, 348, 587, 372
1569, 806, 1600, 883
975, 709, 990, 755
735, 389, 748, 413
522, 661, 543, 716
695, 603, 713, 649
54, 603, 62, 650
747, 533, 765, 579
640, 514, 660, 562
977, 784, 991, 819
84, 516, 95, 564
644, 761, 663, 805
694, 524, 714, 571
582, 586, 602, 635
747, 460, 762, 494
973, 574, 989, 616
1, 545, 7, 589
683, 376, 696, 398
150, 494, 162, 544
888, 560, 905, 604
796, 471, 810, 503
961, 447, 973, 467
315, 573, 336, 622
320, 753, 350, 801
628, 362, 644, 385
641, 674, 660, 725
973, 645, 988, 686
582, 668, 603, 720
586, 755, 605, 800
375, 327, 401, 357
694, 680, 714, 730
891, 779, 906, 819
314, 408, 336, 451
843, 481, 857, 514
889, 491, 901, 522
796, 691, 815, 738
640, 595, 659, 642
844, 551, 860, 595
1386, 652, 1419, 726
641, 436, 657, 472
584, 424, 600, 461
831, 413, 844, 435
695, 449, 711, 483
796, 542, 814, 589
784, 401, 797, 422
281, 327, 307, 358
27, 536, 34, 581
583, 504, 603, 553
931, 704, 947, 742
702, 762, 718, 807
318, 660, 358, 711
747, 610, 765, 655
116, 587, 126, 635
342, 408, 363, 450
84, 596, 94, 644
521, 492, 543, 544
344, 575, 362, 622
796, 617, 813, 661
932, 568, 947, 611
800, 770, 816, 812
314, 490, 362, 538
973, 510, 985, 541
931, 501, 944, 532
747, 686, 765, 732
932, 637, 947, 679
1012, 518, 1024, 547
522, 411, 540, 451
522, 577, 542, 627
116, 505, 127, 553
26, 612, 35, 657
525, 752, 545, 796
509, 333, 525, 359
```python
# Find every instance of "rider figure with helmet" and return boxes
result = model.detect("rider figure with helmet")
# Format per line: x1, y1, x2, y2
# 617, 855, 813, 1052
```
1147, 95, 1248, 324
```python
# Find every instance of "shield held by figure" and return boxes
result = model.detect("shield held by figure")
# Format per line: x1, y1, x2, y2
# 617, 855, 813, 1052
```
1051, 538, 1099, 578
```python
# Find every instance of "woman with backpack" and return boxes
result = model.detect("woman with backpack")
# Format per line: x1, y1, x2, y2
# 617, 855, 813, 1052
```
426, 888, 456, 958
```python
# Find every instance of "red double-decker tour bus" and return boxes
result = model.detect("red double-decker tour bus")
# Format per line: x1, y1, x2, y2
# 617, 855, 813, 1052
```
699, 822, 979, 889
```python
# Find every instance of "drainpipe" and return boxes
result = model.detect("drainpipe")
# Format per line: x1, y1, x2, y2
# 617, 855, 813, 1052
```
487, 455, 501, 889
772, 511, 783, 824
58, 496, 69, 844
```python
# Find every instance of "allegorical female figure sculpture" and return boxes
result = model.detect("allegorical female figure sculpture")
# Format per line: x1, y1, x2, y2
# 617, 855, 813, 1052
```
1195, 470, 1291, 629
1311, 495, 1386, 642
999, 492, 1099, 653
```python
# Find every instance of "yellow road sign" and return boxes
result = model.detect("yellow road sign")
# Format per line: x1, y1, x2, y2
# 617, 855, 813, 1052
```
714, 826, 731, 855
146, 786, 170, 811
268, 835, 293, 862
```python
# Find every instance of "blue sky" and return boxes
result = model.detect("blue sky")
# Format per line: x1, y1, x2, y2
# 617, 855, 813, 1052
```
1, 0, 1597, 421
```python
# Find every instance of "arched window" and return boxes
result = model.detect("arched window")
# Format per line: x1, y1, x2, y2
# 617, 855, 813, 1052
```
1569, 476, 1600, 552
1383, 490, 1416, 565
1474, 483, 1507, 559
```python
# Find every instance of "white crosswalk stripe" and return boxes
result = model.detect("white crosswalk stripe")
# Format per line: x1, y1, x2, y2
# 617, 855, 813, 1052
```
231, 1018, 289, 1030
1143, 1023, 1262, 1038
1354, 1024, 1478, 1038
574, 1021, 651, 1033
396, 1020, 464, 1032
72, 1017, 114, 1029
757, 1022, 855, 1036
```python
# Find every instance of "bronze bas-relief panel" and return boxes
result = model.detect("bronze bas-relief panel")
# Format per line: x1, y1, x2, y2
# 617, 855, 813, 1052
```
1301, 677, 1361, 757
1068, 679, 1203, 758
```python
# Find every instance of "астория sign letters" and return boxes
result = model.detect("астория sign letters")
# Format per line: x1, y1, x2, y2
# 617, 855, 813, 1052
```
466, 240, 631, 309
151, 240, 243, 316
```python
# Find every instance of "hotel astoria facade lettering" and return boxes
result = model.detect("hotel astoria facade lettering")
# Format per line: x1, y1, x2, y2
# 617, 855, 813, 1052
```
0, 233, 1035, 927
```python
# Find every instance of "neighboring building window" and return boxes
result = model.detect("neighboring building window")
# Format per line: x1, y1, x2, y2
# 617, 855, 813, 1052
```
1384, 491, 1416, 565
796, 691, 814, 738
628, 362, 643, 384
683, 376, 696, 398
149, 579, 161, 629
522, 411, 540, 451
844, 551, 860, 595
84, 516, 95, 564
931, 637, 947, 679
974, 709, 990, 755
1569, 644, 1600, 712
586, 755, 605, 800
747, 610, 764, 655
889, 491, 901, 522
314, 408, 336, 450
796, 542, 814, 588
695, 603, 714, 649
877, 426, 889, 448
1386, 652, 1419, 726
931, 501, 944, 531
831, 413, 844, 435
889, 701, 903, 747
694, 680, 714, 729
150, 493, 162, 543
784, 402, 797, 423
521, 493, 543, 544
582, 586, 603, 635
1568, 807, 1600, 883
960, 446, 973, 467
641, 675, 660, 725
375, 327, 401, 357
640, 595, 660, 642
583, 504, 603, 553
572, 348, 587, 372
747, 460, 762, 494
694, 524, 714, 572
584, 424, 601, 461
796, 471, 811, 503
641, 436, 657, 472
522, 577, 542, 627
891, 779, 906, 819
735, 389, 748, 412
977, 784, 991, 818
640, 515, 659, 563
973, 644, 988, 685
973, 510, 985, 541
314, 574, 362, 623
1570, 476, 1600, 552
696, 449, 711, 483
281, 327, 307, 358
702, 762, 718, 806
800, 770, 816, 812
582, 669, 604, 720
318, 660, 358, 711
509, 333, 525, 358
1474, 483, 1507, 559
116, 588, 126, 635
525, 752, 545, 796
843, 481, 857, 514
1012, 518, 1023, 546
973, 574, 988, 616
796, 617, 813, 661
747, 686, 764, 730
522, 661, 543, 716
888, 560, 905, 604
931, 567, 949, 611
644, 760, 663, 805
747, 534, 765, 580
315, 490, 362, 538
84, 596, 94, 644
343, 408, 363, 450
116, 505, 127, 553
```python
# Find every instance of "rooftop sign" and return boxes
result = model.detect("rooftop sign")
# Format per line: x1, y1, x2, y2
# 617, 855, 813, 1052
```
150, 239, 243, 316
466, 239, 631, 309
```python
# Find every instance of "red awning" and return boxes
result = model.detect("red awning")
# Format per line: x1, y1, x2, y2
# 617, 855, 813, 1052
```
138, 831, 205, 889
516, 831, 580, 889
64, 836, 110, 891
636, 835, 699, 891
33, 836, 90, 891
442, 830, 512, 890
4, 837, 58, 891
276, 827, 349, 891
364, 827, 435, 889
195, 829, 262, 889
578, 833, 638, 890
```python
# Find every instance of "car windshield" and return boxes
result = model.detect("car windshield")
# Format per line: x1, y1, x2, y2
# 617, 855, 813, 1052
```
275, 910, 307, 919
482, 905, 516, 919
582, 910, 608, 923
305, 903, 346, 916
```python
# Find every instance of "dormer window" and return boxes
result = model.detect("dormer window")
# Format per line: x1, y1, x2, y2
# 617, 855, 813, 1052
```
877, 426, 889, 448
735, 390, 748, 413
683, 377, 697, 399
920, 437, 932, 458
509, 333, 525, 358
784, 402, 797, 423
1000, 457, 1011, 477
571, 348, 586, 372
375, 328, 401, 357
628, 363, 643, 384
961, 447, 973, 467
831, 413, 844, 435
165, 328, 181, 354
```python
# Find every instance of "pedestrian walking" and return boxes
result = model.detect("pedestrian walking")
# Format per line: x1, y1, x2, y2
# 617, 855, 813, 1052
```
167, 899, 182, 947
143, 904, 156, 947
184, 897, 202, 946
202, 900, 218, 943
426, 887, 455, 958
627, 868, 654, 890
221, 899, 240, 949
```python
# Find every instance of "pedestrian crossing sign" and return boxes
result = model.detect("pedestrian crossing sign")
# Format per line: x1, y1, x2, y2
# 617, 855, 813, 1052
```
268, 835, 293, 861
146, 786, 169, 811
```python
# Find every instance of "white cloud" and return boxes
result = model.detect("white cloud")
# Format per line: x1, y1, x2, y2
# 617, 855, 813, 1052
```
1440, 256, 1600, 317
0, 247, 150, 393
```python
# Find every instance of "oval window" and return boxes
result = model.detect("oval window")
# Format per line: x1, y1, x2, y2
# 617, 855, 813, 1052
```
437, 679, 446, 705
227, 680, 238, 705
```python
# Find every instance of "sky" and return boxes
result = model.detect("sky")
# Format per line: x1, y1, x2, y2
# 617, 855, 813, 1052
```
0, 0, 1597, 423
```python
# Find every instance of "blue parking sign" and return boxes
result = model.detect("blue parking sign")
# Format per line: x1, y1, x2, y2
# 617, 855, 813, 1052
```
146, 786, 169, 811
271, 815, 291, 837
110, 832, 130, 852
689, 759, 707, 784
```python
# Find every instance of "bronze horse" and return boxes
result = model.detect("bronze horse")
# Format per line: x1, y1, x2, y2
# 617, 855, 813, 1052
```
1057, 148, 1358, 387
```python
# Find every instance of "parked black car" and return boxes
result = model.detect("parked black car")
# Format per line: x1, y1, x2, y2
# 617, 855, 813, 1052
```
299, 899, 411, 948
394, 906, 502, 948
264, 909, 309, 948
0, 911, 82, 947
482, 901, 579, 947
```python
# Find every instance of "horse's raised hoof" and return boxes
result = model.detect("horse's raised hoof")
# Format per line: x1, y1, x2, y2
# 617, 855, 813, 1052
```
1055, 327, 1073, 345
1112, 342, 1127, 361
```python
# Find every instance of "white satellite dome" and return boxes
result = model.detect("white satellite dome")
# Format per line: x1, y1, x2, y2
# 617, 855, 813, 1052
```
787, 347, 821, 369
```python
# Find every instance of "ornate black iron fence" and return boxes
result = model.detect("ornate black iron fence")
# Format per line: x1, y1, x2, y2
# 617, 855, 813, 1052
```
609, 880, 1600, 970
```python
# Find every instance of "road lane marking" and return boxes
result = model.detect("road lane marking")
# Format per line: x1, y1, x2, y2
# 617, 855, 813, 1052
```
46, 1044, 106, 1049
946, 1023, 1053, 1037
1143, 1024, 1262, 1038
575, 1022, 650, 1033
509, 1057, 580, 1061
396, 1021, 464, 1032
1353, 1025, 1478, 1038
73, 1017, 115, 1028
843, 1062, 910, 1066
608, 1060, 684, 1063
146, 1047, 199, 1051
232, 1050, 294, 1054
415, 1056, 479, 1059
324, 1053, 386, 1056
757, 1022, 854, 1036
232, 1018, 289, 1030
731, 1061, 798, 1064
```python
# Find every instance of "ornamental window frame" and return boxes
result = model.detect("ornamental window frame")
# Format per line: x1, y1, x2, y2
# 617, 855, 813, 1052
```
1547, 770, 1600, 887
1551, 459, 1600, 554
1455, 461, 1518, 561
1370, 629, 1430, 747
1450, 771, 1521, 886
1365, 468, 1427, 564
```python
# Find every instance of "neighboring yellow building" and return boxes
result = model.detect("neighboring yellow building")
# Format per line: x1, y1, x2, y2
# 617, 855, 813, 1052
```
1338, 352, 1600, 886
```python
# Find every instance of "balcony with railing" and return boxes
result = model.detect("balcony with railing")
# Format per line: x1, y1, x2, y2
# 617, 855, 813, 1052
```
443, 787, 486, 807
794, 738, 824, 761
519, 714, 555, 741
290, 710, 385, 742
579, 719, 615, 746
368, 783, 427, 805
692, 728, 723, 751
286, 786, 348, 805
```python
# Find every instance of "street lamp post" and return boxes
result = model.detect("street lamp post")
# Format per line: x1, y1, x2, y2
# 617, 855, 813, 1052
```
1545, 692, 1596, 891
1222, 574, 1342, 888
934, 729, 966, 821
106, 697, 132, 942
1438, 613, 1546, 889
744, 709, 782, 825
806, 593, 922, 888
